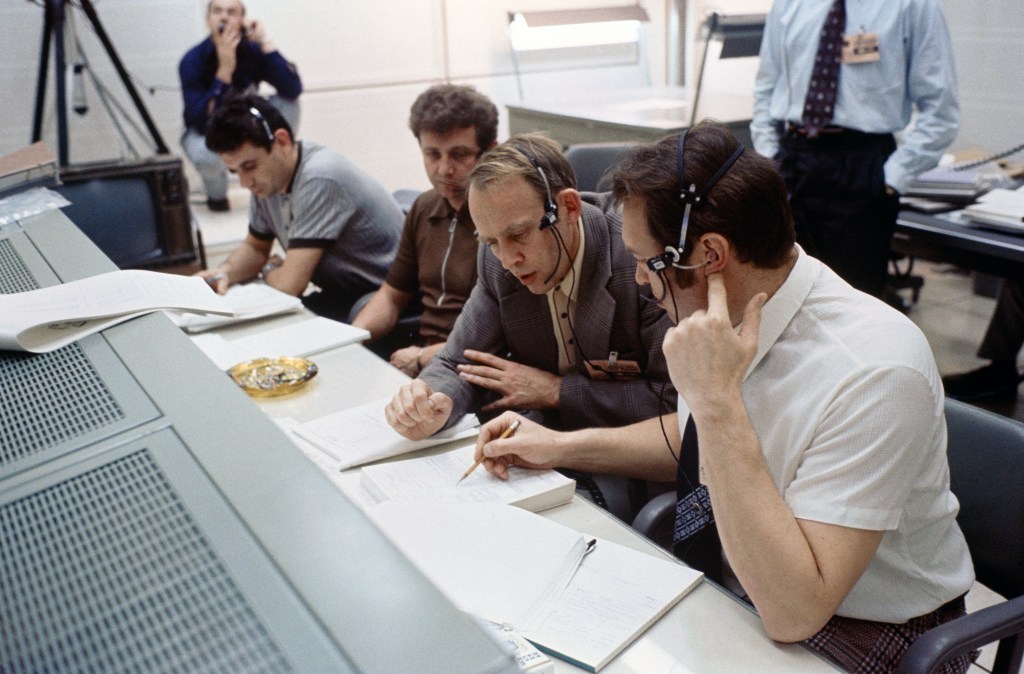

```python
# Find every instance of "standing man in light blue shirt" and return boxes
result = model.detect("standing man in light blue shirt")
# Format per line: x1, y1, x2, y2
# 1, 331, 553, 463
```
751, 0, 958, 298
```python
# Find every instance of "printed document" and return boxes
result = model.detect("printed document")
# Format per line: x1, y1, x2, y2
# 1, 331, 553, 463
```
0, 269, 230, 353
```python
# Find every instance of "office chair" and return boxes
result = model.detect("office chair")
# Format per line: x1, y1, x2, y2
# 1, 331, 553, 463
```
349, 188, 425, 360
886, 254, 925, 313
392, 188, 422, 215
630, 399, 1024, 674
563, 142, 637, 192
897, 398, 1024, 674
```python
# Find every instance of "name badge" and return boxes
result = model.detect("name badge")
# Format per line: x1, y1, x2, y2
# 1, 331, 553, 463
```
841, 31, 880, 64
584, 357, 642, 380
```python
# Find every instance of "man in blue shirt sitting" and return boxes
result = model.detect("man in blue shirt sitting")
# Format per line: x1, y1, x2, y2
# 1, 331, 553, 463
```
179, 0, 302, 212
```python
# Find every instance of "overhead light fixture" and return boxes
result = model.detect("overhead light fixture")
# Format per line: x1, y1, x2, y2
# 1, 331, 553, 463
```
508, 6, 649, 52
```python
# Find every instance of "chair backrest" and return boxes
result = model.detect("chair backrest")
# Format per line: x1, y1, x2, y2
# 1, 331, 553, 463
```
392, 188, 423, 215
944, 398, 1024, 600
564, 143, 637, 193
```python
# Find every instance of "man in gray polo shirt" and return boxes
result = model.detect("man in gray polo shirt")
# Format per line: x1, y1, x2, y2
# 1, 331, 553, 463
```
199, 94, 402, 320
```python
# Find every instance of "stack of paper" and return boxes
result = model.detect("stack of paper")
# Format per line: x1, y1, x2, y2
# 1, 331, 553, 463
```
0, 270, 231, 353
294, 397, 480, 470
369, 501, 703, 672
168, 282, 302, 332
904, 167, 989, 204
360, 445, 576, 513
961, 187, 1024, 234
190, 316, 369, 369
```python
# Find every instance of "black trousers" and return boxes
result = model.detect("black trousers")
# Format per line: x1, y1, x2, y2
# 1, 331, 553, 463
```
978, 278, 1024, 364
776, 128, 900, 298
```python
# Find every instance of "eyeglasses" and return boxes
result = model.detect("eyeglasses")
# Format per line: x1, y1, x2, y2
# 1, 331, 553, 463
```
249, 106, 274, 144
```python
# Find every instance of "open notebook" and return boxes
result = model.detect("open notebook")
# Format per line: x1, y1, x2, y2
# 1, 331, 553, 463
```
360, 445, 576, 513
294, 398, 480, 470
369, 502, 703, 672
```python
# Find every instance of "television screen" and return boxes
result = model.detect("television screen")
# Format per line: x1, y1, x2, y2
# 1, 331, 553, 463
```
57, 175, 164, 268
53, 156, 196, 271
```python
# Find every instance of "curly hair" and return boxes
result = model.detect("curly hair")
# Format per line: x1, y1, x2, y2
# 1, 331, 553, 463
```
409, 84, 499, 153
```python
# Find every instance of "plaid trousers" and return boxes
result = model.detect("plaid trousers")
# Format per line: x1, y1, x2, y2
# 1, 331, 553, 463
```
804, 596, 977, 673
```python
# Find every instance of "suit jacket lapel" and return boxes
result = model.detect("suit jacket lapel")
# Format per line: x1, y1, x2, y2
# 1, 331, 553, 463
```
573, 204, 615, 365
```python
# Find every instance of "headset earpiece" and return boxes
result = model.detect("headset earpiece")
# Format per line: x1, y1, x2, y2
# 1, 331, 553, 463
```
645, 245, 682, 273
514, 145, 559, 231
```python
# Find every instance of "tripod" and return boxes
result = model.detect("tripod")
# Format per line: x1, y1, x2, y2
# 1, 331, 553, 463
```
31, 0, 169, 166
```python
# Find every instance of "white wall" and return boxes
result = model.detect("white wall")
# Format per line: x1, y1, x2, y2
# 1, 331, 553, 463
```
0, 0, 1020, 196
939, 0, 1024, 155
0, 0, 666, 194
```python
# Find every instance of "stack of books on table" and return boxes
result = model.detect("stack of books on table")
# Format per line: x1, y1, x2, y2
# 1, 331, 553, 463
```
903, 167, 990, 205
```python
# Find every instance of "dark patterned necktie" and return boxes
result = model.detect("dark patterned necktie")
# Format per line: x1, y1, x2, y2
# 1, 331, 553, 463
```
672, 415, 722, 584
801, 0, 846, 137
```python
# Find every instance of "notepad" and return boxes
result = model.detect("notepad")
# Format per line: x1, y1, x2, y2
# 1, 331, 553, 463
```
360, 445, 576, 513
294, 397, 480, 470
169, 282, 302, 333
369, 501, 703, 672
0, 269, 231, 353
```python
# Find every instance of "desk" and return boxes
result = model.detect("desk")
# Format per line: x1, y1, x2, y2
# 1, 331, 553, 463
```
212, 313, 838, 673
893, 209, 1024, 279
507, 86, 753, 148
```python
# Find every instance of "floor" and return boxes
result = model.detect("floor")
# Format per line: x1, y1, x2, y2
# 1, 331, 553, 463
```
189, 193, 1021, 672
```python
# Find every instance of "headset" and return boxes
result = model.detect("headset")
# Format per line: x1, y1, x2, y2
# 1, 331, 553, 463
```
510, 143, 564, 285
249, 106, 275, 145
514, 145, 559, 231
645, 130, 745, 274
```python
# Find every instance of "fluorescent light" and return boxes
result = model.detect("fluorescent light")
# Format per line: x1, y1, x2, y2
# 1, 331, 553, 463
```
508, 6, 649, 52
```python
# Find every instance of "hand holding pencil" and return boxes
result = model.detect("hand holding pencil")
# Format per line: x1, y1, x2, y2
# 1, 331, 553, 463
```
457, 418, 520, 484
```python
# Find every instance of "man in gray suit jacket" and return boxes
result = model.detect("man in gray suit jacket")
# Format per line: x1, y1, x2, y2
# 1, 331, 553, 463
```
386, 133, 674, 440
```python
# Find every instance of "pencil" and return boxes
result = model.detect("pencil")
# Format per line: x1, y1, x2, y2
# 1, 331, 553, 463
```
456, 418, 520, 485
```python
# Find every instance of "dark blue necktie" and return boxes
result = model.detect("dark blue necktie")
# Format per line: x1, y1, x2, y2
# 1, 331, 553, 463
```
672, 415, 722, 584
801, 0, 846, 137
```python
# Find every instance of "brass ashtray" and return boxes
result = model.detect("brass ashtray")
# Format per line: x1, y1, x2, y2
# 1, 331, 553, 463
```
227, 356, 318, 398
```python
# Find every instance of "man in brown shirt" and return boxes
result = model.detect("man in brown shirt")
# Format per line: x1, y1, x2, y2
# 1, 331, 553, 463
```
353, 84, 498, 375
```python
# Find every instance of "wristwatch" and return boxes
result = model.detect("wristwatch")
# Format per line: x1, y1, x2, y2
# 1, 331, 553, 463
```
259, 259, 282, 280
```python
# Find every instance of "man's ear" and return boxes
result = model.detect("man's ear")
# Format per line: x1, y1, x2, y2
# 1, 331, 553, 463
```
271, 128, 292, 150
700, 233, 730, 274
555, 188, 582, 223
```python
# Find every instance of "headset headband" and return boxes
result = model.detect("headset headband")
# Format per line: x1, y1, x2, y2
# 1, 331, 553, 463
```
646, 131, 744, 272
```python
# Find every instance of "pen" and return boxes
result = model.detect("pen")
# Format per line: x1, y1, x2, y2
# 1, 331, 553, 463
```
206, 272, 227, 287
456, 418, 520, 485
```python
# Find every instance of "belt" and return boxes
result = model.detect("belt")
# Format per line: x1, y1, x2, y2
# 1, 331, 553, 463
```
783, 121, 848, 137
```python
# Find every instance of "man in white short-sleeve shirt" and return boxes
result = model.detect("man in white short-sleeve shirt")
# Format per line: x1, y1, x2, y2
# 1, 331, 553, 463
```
469, 121, 974, 673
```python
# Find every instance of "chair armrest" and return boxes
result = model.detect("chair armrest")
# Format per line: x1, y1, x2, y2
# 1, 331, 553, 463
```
631, 491, 677, 538
896, 595, 1024, 674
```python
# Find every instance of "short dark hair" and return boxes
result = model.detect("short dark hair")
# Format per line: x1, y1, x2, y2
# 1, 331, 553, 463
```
610, 120, 794, 268
205, 94, 292, 153
409, 84, 499, 153
468, 133, 576, 204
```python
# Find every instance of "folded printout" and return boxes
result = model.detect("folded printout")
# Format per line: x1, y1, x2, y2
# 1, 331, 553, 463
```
0, 269, 231, 353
